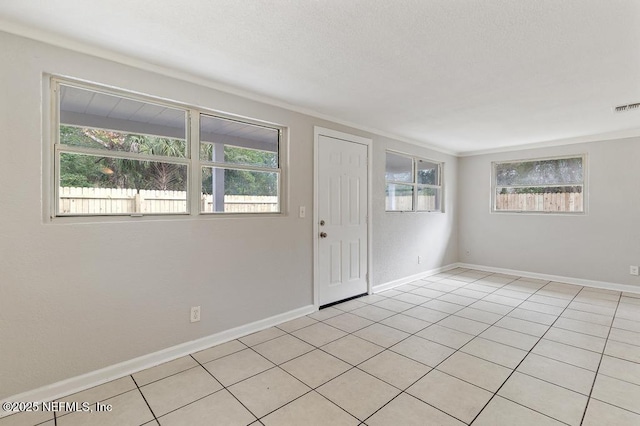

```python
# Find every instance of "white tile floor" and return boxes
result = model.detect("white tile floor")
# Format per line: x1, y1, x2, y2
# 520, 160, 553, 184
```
3, 268, 640, 425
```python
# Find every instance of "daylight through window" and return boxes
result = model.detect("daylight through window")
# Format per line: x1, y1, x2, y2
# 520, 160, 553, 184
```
492, 156, 585, 213
199, 114, 280, 213
53, 79, 283, 217
385, 151, 443, 212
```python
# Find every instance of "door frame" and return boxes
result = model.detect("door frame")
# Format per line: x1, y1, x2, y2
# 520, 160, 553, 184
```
313, 126, 373, 308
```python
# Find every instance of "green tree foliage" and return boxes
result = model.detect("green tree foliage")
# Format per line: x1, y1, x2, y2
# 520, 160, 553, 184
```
62, 126, 278, 196
201, 144, 278, 196
417, 166, 437, 185
496, 158, 583, 194
59, 126, 187, 191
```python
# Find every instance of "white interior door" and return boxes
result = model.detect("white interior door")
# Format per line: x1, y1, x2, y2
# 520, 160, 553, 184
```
317, 134, 368, 306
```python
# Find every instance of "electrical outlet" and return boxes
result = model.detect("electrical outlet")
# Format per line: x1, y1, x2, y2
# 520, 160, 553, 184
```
299, 206, 306, 218
190, 306, 201, 323
630, 266, 639, 276
418, 256, 422, 264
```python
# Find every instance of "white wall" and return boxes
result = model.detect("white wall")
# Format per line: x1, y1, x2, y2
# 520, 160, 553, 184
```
458, 137, 640, 288
0, 31, 458, 399
372, 137, 458, 286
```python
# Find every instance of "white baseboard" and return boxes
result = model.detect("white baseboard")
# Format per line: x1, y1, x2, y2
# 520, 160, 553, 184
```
0, 304, 316, 416
372, 263, 458, 293
455, 262, 640, 295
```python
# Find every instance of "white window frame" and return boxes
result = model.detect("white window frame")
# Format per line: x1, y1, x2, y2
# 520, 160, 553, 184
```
49, 76, 286, 220
385, 150, 444, 213
198, 113, 282, 215
491, 154, 587, 214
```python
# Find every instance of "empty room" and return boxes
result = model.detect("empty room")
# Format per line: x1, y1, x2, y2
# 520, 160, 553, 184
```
1, 1, 640, 425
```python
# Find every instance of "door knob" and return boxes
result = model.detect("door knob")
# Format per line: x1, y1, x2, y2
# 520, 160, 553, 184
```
320, 232, 327, 238
320, 220, 325, 226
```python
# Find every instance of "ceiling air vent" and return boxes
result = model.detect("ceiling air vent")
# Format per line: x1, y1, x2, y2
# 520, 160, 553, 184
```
613, 102, 640, 113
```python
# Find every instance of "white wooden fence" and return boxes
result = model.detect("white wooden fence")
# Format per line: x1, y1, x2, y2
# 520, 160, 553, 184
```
386, 192, 582, 212
58, 187, 278, 214
61, 188, 580, 214
386, 195, 438, 211
495, 192, 583, 212
201, 194, 279, 213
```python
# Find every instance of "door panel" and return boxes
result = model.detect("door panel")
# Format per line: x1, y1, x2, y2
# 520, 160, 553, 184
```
318, 135, 368, 305
330, 242, 342, 284
349, 240, 360, 280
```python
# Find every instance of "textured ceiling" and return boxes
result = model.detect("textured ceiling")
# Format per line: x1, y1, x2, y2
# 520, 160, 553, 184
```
1, 0, 639, 154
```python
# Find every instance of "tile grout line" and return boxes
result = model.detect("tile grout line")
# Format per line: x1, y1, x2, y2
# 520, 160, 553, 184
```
218, 309, 400, 422
260, 365, 361, 423
353, 272, 503, 424
202, 274, 634, 424
132, 363, 206, 388
15, 268, 629, 426
285, 310, 426, 422
262, 311, 411, 423
188, 353, 263, 423
212, 339, 334, 424
420, 287, 623, 364
131, 374, 160, 424
596, 351, 640, 369
356, 273, 540, 424
578, 290, 623, 425
468, 281, 591, 425
265, 271, 487, 424
195, 332, 361, 424
194, 278, 629, 423
126, 272, 578, 424
241, 342, 363, 423
480, 287, 635, 422
417, 280, 573, 424
362, 274, 552, 424
135, 347, 270, 422
45, 268, 633, 425
438, 294, 614, 398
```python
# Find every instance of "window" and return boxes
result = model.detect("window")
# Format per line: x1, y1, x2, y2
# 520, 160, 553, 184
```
55, 83, 189, 216
385, 151, 443, 212
52, 78, 283, 217
492, 155, 585, 213
200, 114, 280, 213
